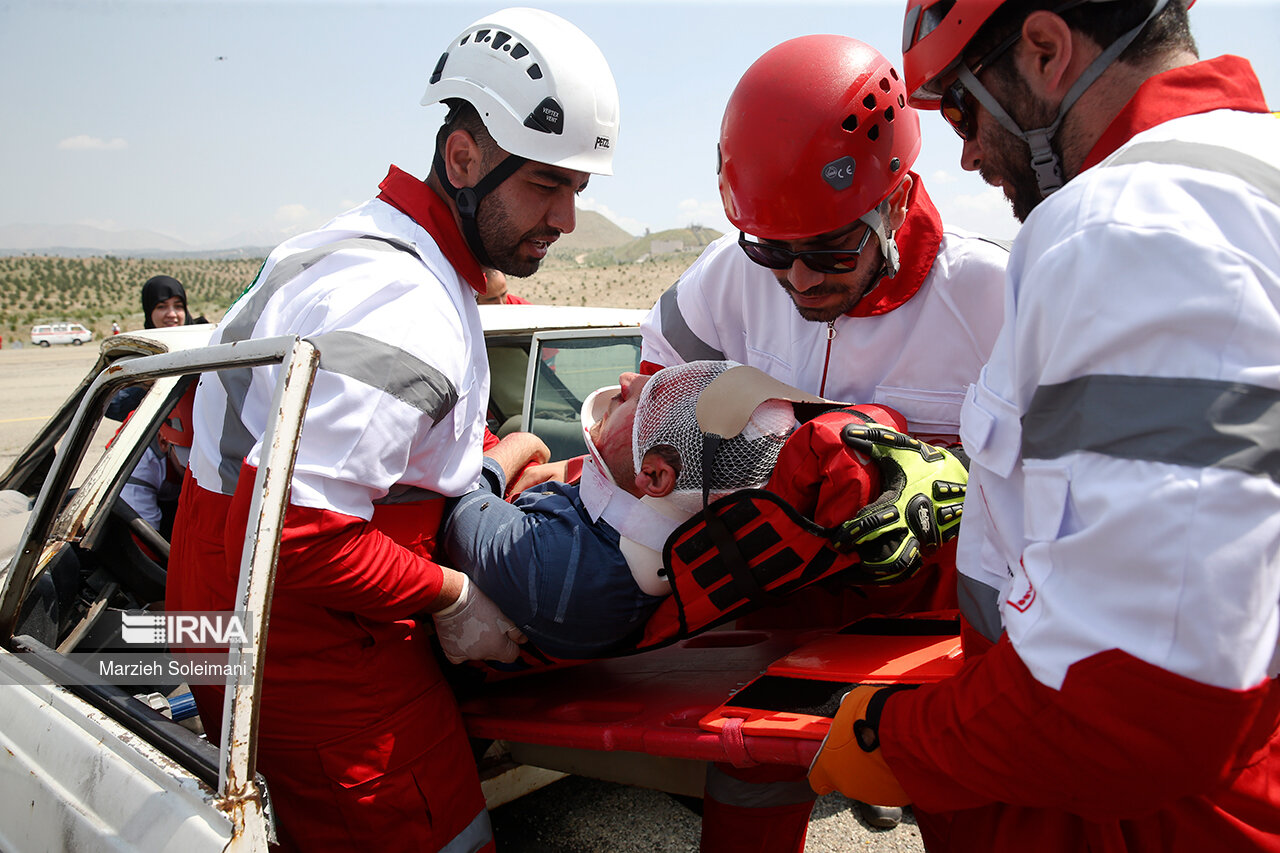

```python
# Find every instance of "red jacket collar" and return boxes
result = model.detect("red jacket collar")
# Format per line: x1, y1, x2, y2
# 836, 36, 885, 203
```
1081, 56, 1269, 171
376, 165, 486, 294
849, 174, 944, 318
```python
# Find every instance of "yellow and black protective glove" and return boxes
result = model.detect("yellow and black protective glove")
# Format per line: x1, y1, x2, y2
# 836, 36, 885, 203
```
833, 423, 968, 583
808, 684, 917, 804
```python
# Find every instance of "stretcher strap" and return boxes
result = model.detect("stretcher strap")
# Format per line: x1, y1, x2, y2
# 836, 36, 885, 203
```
718, 715, 759, 768
701, 503, 784, 613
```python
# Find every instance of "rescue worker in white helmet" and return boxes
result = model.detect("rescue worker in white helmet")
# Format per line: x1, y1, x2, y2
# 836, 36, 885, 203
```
805, 1, 1280, 850
637, 35, 1008, 847
167, 8, 618, 851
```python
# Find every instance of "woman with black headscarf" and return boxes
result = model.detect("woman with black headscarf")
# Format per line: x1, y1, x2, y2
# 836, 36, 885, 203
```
141, 275, 203, 328
107, 276, 206, 420
112, 275, 207, 531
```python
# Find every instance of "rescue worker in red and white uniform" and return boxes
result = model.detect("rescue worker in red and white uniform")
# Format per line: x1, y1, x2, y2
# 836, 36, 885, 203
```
808, 1, 1280, 850
638, 36, 1008, 851
165, 9, 619, 852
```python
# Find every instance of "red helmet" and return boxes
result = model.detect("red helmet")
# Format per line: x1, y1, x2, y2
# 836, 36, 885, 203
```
159, 385, 195, 449
902, 0, 1003, 108
902, 0, 1197, 108
718, 35, 921, 241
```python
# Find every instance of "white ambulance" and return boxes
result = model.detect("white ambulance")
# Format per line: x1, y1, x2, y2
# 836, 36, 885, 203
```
30, 323, 94, 347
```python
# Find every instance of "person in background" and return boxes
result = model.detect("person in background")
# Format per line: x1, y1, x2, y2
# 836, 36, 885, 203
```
107, 274, 206, 421
806, 2, 1280, 850
116, 390, 194, 537
165, 8, 620, 851
111, 321, 121, 335
141, 274, 203, 328
477, 266, 531, 305
638, 36, 1008, 845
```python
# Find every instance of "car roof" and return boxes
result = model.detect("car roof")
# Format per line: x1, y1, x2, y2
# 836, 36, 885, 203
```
100, 324, 218, 358
100, 305, 645, 358
477, 304, 645, 333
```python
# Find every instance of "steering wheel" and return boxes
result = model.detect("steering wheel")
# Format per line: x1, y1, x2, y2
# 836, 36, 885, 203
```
105, 499, 169, 604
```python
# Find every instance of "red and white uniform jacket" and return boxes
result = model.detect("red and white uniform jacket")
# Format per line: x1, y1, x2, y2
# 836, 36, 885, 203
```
189, 168, 488, 511
640, 180, 1006, 626
168, 165, 493, 853
639, 180, 1008, 443
882, 57, 1280, 852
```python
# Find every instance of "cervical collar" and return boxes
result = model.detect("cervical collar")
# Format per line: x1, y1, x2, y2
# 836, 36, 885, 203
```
579, 386, 689, 596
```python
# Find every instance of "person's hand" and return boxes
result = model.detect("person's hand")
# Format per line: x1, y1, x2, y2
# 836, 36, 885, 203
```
431, 573, 526, 663
833, 423, 967, 582
507, 459, 571, 496
808, 684, 914, 804
485, 432, 551, 487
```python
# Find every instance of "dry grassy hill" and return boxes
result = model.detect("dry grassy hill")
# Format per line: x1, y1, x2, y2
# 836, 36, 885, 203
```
504, 255, 692, 310
549, 210, 635, 254
0, 210, 721, 343
0, 255, 261, 344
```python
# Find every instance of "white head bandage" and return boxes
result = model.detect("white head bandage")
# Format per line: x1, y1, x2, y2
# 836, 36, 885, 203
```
632, 361, 798, 512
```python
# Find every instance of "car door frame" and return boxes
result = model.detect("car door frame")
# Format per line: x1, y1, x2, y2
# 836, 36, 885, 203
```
0, 334, 318, 850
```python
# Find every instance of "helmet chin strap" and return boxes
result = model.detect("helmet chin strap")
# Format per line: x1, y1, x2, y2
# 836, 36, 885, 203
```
432, 148, 528, 269
958, 0, 1170, 198
844, 199, 897, 311
860, 202, 901, 278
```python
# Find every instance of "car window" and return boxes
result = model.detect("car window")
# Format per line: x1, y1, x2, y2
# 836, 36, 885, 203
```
523, 330, 641, 460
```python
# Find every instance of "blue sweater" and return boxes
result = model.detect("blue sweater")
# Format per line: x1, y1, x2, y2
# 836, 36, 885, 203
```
441, 459, 667, 659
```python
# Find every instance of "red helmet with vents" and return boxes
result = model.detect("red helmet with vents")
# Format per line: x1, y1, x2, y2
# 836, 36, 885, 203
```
718, 35, 921, 241
902, 0, 1198, 107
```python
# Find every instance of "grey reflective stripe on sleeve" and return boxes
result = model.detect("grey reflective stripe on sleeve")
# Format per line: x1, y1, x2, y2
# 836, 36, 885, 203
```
1106, 140, 1280, 207
214, 236, 419, 493
656, 281, 725, 363
1023, 374, 1280, 482
958, 574, 1004, 644
306, 329, 458, 423
439, 807, 494, 853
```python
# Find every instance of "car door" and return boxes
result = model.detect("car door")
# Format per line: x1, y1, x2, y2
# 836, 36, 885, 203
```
519, 327, 643, 460
0, 333, 317, 852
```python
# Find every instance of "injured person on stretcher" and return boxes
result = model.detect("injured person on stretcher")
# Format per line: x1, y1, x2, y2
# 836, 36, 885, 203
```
441, 360, 968, 661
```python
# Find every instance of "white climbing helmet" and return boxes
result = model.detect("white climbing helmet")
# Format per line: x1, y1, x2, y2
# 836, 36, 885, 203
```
421, 7, 620, 175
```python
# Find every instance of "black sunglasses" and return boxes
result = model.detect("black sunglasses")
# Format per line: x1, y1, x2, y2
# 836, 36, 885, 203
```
938, 23, 1025, 141
738, 225, 874, 275
941, 81, 979, 140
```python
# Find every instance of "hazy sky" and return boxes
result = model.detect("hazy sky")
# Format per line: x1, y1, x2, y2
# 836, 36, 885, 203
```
2, 0, 1277, 249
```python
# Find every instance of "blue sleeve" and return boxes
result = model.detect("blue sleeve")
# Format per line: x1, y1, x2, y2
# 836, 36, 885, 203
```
441, 466, 657, 659
106, 385, 147, 422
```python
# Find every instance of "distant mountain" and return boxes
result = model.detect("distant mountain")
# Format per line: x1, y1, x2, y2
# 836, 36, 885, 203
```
1, 207, 636, 259
576, 225, 722, 265
547, 210, 634, 255
0, 223, 191, 254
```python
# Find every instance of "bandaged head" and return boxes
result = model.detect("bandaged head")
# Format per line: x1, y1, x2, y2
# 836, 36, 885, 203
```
632, 361, 798, 513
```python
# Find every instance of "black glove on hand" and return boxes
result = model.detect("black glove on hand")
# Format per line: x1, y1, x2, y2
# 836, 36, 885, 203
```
833, 423, 968, 583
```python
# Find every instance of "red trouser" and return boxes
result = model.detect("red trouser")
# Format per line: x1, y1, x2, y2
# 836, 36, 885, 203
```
168, 472, 494, 852
700, 764, 816, 853
884, 638, 1280, 853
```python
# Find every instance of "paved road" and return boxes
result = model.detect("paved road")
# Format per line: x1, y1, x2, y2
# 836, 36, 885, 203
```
0, 343, 104, 471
